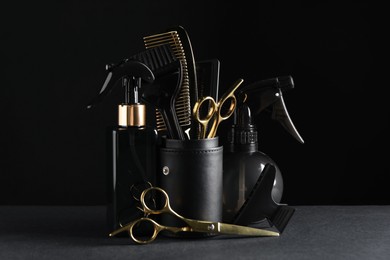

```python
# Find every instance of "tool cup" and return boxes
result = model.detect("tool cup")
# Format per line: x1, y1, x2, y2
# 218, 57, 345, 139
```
158, 137, 223, 237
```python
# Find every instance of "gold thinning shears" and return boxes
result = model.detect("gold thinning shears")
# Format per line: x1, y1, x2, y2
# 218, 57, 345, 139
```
109, 186, 279, 244
193, 79, 244, 139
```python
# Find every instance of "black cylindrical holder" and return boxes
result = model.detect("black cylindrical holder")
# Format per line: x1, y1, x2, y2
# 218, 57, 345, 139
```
158, 137, 223, 238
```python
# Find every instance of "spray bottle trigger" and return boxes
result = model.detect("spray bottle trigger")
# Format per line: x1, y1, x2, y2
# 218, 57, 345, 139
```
271, 93, 304, 144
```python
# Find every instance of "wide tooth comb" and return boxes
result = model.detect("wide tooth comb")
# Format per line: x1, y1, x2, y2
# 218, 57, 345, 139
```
143, 30, 192, 134
128, 44, 185, 139
131, 44, 177, 77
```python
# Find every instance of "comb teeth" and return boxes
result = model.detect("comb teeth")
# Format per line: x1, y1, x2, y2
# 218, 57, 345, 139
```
131, 44, 177, 76
143, 31, 192, 132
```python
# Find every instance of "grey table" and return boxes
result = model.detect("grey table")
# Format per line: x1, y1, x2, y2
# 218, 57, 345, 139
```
1, 206, 389, 260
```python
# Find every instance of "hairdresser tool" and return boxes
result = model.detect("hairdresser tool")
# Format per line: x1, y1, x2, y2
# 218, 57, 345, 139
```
143, 26, 198, 139
223, 75, 303, 226
232, 164, 295, 233
109, 186, 279, 244
89, 44, 186, 139
87, 60, 154, 109
195, 59, 220, 129
87, 59, 158, 233
222, 103, 284, 221
138, 55, 186, 140
130, 44, 187, 140
193, 79, 244, 139
196, 59, 220, 100
237, 75, 304, 143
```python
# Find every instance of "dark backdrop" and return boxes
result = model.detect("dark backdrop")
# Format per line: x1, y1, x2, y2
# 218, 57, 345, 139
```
1, 1, 387, 205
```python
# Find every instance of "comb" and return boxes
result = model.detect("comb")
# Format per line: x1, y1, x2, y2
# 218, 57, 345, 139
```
86, 45, 184, 139
143, 26, 198, 138
130, 44, 178, 77
196, 59, 220, 100
130, 44, 185, 140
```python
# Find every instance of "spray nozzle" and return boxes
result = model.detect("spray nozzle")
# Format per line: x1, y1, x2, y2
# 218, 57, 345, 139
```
87, 60, 155, 109
236, 75, 304, 144
238, 76, 293, 113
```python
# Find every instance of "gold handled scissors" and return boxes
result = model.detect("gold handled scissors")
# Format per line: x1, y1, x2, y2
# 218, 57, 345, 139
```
193, 79, 244, 139
109, 186, 279, 244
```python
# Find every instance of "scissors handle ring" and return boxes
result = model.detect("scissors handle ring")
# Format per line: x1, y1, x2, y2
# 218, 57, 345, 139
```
193, 96, 217, 123
130, 218, 160, 244
218, 95, 237, 120
140, 186, 170, 214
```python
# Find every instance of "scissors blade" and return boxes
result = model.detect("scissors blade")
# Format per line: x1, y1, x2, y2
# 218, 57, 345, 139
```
216, 223, 280, 237
109, 221, 136, 237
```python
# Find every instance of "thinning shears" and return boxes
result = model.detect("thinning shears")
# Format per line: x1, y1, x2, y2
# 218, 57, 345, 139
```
193, 79, 244, 139
109, 186, 279, 244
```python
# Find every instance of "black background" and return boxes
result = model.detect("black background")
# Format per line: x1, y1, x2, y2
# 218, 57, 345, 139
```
1, 1, 387, 205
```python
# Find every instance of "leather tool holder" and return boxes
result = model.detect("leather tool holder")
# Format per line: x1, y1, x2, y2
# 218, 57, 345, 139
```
158, 137, 223, 238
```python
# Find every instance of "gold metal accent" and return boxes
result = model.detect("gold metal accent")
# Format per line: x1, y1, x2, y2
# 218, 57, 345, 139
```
109, 186, 279, 244
193, 79, 244, 138
118, 104, 146, 127
143, 31, 192, 132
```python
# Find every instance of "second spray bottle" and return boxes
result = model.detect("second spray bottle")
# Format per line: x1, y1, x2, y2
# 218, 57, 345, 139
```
222, 75, 304, 223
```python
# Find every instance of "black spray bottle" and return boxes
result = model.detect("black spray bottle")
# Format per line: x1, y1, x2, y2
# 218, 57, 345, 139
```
87, 60, 158, 231
222, 75, 304, 223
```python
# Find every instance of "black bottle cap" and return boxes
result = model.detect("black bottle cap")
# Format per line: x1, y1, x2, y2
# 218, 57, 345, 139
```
228, 104, 258, 152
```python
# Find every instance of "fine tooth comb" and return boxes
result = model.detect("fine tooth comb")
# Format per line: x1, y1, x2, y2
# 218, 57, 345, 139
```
196, 59, 220, 101
143, 26, 199, 139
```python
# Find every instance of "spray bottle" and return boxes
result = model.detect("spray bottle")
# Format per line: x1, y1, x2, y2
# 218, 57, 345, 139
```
87, 44, 184, 233
87, 60, 158, 232
222, 75, 304, 223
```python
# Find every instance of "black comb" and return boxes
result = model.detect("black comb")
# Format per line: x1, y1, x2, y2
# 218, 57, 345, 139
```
196, 59, 220, 101
133, 45, 186, 140
143, 26, 197, 138
131, 44, 178, 77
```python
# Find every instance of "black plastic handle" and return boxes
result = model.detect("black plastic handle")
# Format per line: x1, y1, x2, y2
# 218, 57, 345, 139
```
87, 60, 155, 109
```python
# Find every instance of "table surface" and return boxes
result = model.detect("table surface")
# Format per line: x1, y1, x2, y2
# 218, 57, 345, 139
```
1, 205, 389, 260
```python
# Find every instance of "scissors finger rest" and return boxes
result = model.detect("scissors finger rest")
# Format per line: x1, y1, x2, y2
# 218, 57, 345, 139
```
135, 218, 195, 244
110, 217, 191, 244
